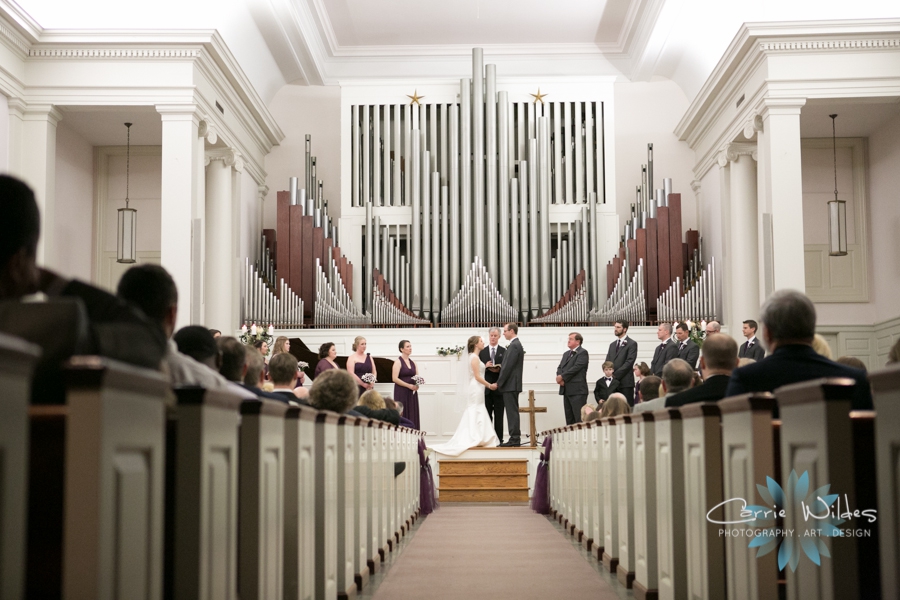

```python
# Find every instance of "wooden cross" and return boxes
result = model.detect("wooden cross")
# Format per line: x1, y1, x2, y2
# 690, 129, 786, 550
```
518, 390, 547, 448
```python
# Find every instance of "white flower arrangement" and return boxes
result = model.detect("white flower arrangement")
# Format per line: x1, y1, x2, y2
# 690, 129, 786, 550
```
361, 373, 377, 384
436, 345, 465, 357
412, 375, 425, 386
239, 323, 274, 347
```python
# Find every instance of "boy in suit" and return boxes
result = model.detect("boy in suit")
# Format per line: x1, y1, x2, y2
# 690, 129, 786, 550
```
593, 361, 620, 403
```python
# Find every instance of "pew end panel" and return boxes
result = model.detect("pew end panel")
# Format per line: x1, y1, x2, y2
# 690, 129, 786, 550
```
631, 412, 658, 600
600, 418, 620, 573
62, 356, 169, 600
869, 364, 900, 600
284, 403, 318, 600
653, 408, 687, 600
614, 415, 636, 588
314, 411, 340, 600
337, 413, 360, 600
0, 333, 40, 600
239, 398, 289, 600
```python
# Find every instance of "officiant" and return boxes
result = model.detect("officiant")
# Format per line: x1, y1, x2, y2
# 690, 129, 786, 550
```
479, 326, 506, 442
556, 332, 590, 425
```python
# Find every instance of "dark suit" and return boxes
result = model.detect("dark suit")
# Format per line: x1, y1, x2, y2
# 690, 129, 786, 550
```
496, 337, 524, 444
676, 338, 700, 369
241, 383, 295, 403
556, 346, 590, 425
479, 344, 506, 440
353, 405, 401, 425
593, 377, 620, 403
605, 337, 637, 405
725, 344, 872, 412
666, 374, 731, 407
650, 338, 679, 376
739, 338, 766, 362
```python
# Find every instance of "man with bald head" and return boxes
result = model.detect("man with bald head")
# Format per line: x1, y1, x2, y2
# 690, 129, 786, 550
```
667, 333, 738, 407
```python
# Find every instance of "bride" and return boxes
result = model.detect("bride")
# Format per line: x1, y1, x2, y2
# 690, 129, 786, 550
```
430, 336, 500, 456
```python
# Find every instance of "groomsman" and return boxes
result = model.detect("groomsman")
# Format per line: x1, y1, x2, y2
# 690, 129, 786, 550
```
496, 323, 525, 446
739, 319, 766, 361
674, 321, 700, 369
604, 320, 638, 405
555, 332, 590, 425
650, 322, 678, 376
479, 326, 506, 441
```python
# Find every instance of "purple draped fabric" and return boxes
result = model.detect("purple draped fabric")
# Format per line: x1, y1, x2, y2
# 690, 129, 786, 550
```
418, 439, 438, 515
531, 436, 552, 514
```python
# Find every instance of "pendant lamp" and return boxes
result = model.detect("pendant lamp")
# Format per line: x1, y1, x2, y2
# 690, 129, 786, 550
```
828, 114, 848, 257
117, 122, 137, 263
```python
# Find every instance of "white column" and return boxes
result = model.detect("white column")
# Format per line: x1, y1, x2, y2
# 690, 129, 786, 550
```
722, 143, 759, 333
7, 101, 62, 266
756, 99, 806, 294
205, 149, 241, 332
158, 106, 204, 328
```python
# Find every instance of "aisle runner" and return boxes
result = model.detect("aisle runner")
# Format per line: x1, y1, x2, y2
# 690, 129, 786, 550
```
369, 505, 620, 599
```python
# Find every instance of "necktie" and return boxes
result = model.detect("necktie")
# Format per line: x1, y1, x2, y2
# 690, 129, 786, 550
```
681, 341, 687, 350
570, 350, 576, 358
748, 341, 754, 348
606, 378, 612, 385
491, 347, 496, 362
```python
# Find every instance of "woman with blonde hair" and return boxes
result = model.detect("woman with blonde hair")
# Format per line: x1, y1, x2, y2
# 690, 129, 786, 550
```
346, 335, 376, 397
599, 393, 631, 419
355, 389, 400, 424
272, 336, 291, 355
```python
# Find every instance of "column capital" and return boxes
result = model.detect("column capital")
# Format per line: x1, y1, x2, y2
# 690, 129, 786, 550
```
758, 98, 806, 118
198, 119, 218, 145
205, 148, 243, 172
721, 142, 758, 165
155, 104, 202, 123
8, 100, 63, 126
690, 180, 701, 194
743, 113, 764, 139
257, 184, 270, 200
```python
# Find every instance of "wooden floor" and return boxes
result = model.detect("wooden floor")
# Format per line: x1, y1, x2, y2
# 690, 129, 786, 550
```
436, 459, 529, 502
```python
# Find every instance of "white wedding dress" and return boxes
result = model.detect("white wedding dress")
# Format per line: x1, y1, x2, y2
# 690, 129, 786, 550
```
430, 354, 500, 456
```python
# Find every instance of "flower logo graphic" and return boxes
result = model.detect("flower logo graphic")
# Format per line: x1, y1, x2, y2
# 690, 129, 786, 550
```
743, 470, 845, 571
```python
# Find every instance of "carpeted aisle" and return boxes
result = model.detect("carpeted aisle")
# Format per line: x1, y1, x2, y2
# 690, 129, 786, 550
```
368, 505, 622, 599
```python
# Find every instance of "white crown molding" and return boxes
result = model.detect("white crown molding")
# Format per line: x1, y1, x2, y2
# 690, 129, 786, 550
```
759, 38, 900, 52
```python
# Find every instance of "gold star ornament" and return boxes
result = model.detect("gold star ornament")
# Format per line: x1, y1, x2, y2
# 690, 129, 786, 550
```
530, 88, 548, 105
407, 90, 425, 106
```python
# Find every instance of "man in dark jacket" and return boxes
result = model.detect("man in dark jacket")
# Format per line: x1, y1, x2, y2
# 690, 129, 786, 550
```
650, 322, 679, 376
667, 334, 738, 407
674, 321, 700, 369
604, 320, 638, 405
556, 332, 590, 425
725, 290, 872, 410
496, 323, 525, 446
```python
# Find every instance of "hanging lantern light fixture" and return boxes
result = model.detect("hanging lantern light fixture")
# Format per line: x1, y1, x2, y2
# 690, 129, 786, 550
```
117, 122, 137, 263
828, 114, 848, 257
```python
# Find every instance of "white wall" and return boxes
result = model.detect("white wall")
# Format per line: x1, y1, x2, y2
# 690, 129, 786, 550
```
54, 123, 94, 281
868, 110, 900, 325
264, 85, 342, 229
613, 77, 697, 234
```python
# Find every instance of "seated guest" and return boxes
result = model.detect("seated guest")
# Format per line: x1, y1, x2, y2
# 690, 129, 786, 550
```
738, 357, 756, 367
836, 356, 867, 372
209, 329, 221, 339
580, 403, 598, 422
355, 389, 400, 425
811, 334, 833, 359
634, 359, 693, 413
639, 375, 662, 402
667, 334, 738, 407
309, 369, 359, 414
599, 393, 631, 418
633, 361, 651, 402
387, 397, 416, 428
117, 264, 246, 397
268, 352, 309, 404
173, 325, 221, 370
593, 361, 620, 403
725, 290, 872, 410
220, 337, 285, 401
315, 342, 339, 377
585, 412, 601, 423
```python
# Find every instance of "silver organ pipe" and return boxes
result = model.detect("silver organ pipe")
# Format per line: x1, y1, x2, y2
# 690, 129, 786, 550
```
589, 191, 600, 309
485, 63, 498, 280
497, 92, 510, 299
403, 105, 412, 206
441, 186, 450, 307
449, 104, 461, 294
563, 102, 573, 204
393, 104, 401, 206
460, 77, 472, 273
289, 176, 298, 205
472, 49, 485, 262
362, 107, 370, 205
305, 134, 312, 203
410, 133, 421, 312
439, 104, 448, 192
538, 116, 551, 312
647, 142, 654, 199
365, 201, 374, 311
553, 102, 563, 205
585, 105, 595, 203
351, 108, 359, 206
373, 106, 381, 206
510, 178, 520, 318
421, 148, 432, 316
241, 258, 304, 328
431, 171, 440, 315
520, 160, 530, 315
528, 141, 539, 315
574, 101, 584, 203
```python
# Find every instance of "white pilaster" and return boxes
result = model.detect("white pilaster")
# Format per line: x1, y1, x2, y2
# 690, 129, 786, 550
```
7, 101, 62, 267
204, 148, 240, 332
756, 99, 806, 293
157, 105, 204, 328
724, 143, 760, 333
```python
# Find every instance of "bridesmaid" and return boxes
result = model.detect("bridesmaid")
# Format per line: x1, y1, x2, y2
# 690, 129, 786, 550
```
314, 342, 338, 378
346, 336, 375, 397
392, 340, 420, 429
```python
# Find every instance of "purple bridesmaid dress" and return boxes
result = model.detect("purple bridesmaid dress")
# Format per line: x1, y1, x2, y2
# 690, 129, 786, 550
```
353, 353, 373, 397
393, 357, 420, 429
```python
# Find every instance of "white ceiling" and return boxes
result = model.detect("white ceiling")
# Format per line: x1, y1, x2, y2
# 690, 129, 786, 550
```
58, 106, 163, 146
800, 98, 900, 138
319, 0, 635, 47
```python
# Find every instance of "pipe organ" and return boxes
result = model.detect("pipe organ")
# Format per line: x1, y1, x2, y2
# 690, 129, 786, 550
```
240, 49, 718, 329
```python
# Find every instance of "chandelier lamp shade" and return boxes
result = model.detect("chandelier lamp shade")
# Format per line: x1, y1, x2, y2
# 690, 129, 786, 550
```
117, 122, 137, 264
828, 114, 848, 257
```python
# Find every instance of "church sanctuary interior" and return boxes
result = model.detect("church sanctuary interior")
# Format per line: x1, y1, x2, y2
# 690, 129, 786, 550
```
2, 0, 900, 597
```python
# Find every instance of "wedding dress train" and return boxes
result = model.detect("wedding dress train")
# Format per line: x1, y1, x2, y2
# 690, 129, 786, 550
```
429, 353, 500, 456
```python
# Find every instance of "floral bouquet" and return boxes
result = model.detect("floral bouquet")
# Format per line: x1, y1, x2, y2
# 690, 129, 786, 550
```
412, 375, 425, 386
436, 345, 465, 358
297, 360, 309, 374
361, 373, 377, 385
676, 319, 707, 348
239, 323, 274, 347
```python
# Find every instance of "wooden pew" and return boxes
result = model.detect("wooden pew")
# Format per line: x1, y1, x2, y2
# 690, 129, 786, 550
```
586, 422, 603, 559
170, 387, 243, 600
356, 420, 373, 585
284, 402, 318, 600
869, 363, 900, 600
62, 356, 169, 600
368, 421, 384, 570
239, 398, 289, 600
680, 403, 725, 599
718, 393, 779, 600
337, 413, 359, 600
571, 424, 584, 537
314, 411, 340, 599
0, 333, 40, 600
776, 378, 875, 600
654, 407, 687, 600
600, 418, 620, 573
632, 412, 658, 600
615, 415, 636, 588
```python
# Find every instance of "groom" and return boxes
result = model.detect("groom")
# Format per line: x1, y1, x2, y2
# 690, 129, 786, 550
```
495, 322, 524, 446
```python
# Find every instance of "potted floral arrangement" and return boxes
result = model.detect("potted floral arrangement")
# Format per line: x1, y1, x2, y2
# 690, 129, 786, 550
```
239, 323, 274, 347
